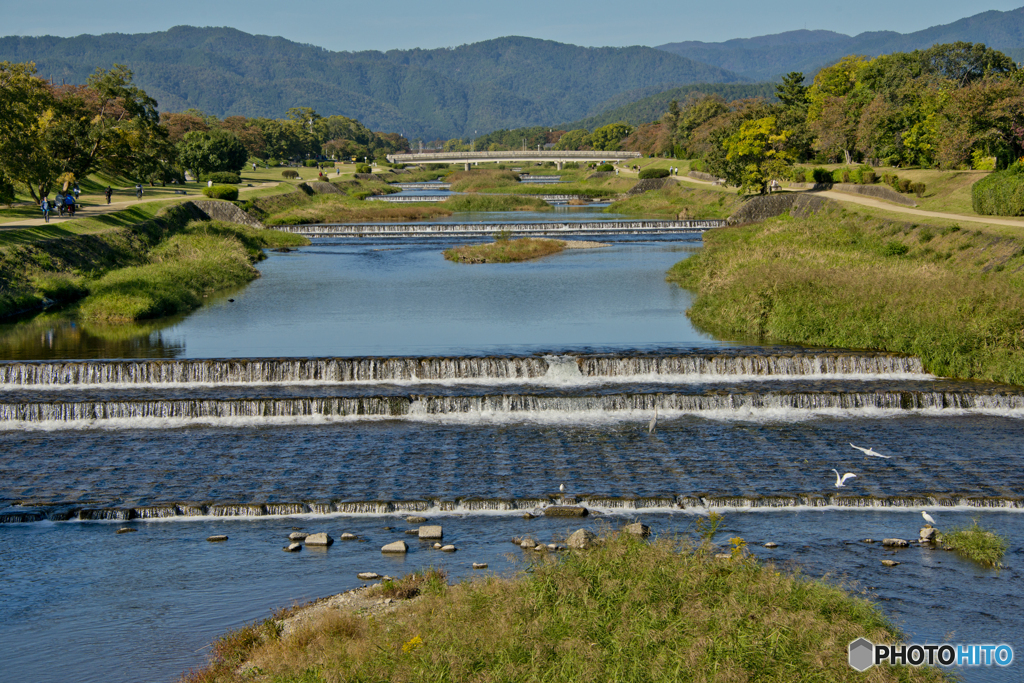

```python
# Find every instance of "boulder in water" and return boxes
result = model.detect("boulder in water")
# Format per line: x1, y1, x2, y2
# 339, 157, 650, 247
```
357, 572, 380, 580
288, 532, 308, 541
881, 559, 900, 567
440, 545, 457, 552
763, 542, 778, 548
919, 527, 937, 542
283, 542, 302, 552
382, 541, 408, 554
406, 516, 428, 524
418, 525, 443, 539
566, 529, 597, 549
519, 538, 537, 549
405, 528, 420, 535
305, 532, 334, 546
116, 527, 137, 534
340, 532, 357, 540
882, 538, 909, 548
207, 535, 228, 542
472, 562, 488, 569
624, 522, 650, 538
544, 506, 589, 518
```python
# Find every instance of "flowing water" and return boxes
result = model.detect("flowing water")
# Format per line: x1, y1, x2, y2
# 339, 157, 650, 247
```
0, 223, 1021, 682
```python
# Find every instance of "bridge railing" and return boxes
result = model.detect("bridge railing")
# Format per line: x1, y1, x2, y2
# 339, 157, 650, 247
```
387, 151, 642, 163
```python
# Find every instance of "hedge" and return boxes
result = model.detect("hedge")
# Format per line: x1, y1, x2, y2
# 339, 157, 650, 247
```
356, 164, 372, 174
205, 171, 240, 184
201, 185, 239, 201
281, 170, 300, 180
638, 167, 670, 180
595, 163, 614, 172
973, 165, 1024, 215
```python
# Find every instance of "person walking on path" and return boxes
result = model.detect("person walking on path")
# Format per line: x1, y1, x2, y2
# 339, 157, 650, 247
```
55, 194, 64, 216
41, 196, 50, 223
105, 186, 112, 204
135, 183, 143, 199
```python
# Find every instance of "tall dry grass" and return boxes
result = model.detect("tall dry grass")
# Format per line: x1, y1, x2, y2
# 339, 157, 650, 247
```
670, 204, 1024, 384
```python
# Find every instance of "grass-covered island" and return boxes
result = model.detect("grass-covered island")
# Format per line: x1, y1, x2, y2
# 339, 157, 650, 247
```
444, 234, 608, 264
183, 532, 949, 683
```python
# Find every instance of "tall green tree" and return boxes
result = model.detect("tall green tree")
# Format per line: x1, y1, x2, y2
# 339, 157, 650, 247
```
589, 122, 634, 151
724, 116, 794, 194
177, 129, 248, 178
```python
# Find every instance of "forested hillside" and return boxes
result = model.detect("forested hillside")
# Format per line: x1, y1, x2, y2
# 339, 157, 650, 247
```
657, 6, 1024, 81
0, 28, 742, 140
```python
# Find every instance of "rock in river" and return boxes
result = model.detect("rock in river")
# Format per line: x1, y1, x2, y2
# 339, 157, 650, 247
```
283, 542, 302, 552
566, 529, 597, 549
305, 533, 334, 547
382, 541, 408, 554
418, 525, 443, 540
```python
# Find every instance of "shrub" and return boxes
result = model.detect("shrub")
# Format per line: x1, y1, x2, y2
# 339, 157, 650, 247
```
841, 170, 851, 183
690, 159, 706, 172
205, 171, 240, 184
563, 162, 580, 169
281, 169, 300, 180
638, 167, 670, 179
265, 158, 279, 167
897, 178, 912, 193
861, 171, 876, 184
972, 164, 1024, 215
595, 163, 614, 172
303, 160, 318, 167
201, 185, 239, 200
881, 241, 909, 256
356, 163, 372, 174
882, 173, 899, 188
911, 182, 926, 197
942, 520, 1009, 568
971, 150, 997, 171
810, 167, 832, 184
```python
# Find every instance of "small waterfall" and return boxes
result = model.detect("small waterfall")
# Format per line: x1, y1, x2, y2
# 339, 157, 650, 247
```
0, 511, 45, 523
206, 504, 267, 517
265, 503, 310, 515
133, 506, 181, 519
543, 355, 583, 382
78, 508, 134, 521
577, 353, 926, 378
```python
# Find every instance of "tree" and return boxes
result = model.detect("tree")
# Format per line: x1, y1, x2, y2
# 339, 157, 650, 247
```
724, 116, 794, 195
921, 42, 1016, 88
776, 72, 808, 109
177, 129, 248, 179
554, 129, 591, 150
589, 122, 633, 151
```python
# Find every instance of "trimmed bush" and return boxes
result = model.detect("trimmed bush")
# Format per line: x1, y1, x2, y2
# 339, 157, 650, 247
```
882, 173, 898, 188
281, 170, 300, 180
911, 182, 926, 197
973, 164, 1024, 215
205, 171, 240, 184
201, 185, 239, 200
810, 167, 831, 184
356, 163, 372, 174
595, 163, 614, 172
897, 179, 912, 193
320, 161, 335, 168
861, 171, 876, 185
638, 167, 670, 180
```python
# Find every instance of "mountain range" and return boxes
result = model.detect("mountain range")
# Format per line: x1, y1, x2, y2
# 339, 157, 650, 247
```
657, 6, 1024, 81
0, 6, 1022, 140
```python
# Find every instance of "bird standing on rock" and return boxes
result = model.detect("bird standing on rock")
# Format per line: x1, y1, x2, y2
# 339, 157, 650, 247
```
922, 511, 936, 526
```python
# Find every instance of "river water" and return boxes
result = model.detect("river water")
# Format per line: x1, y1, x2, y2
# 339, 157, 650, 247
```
0, 219, 1021, 682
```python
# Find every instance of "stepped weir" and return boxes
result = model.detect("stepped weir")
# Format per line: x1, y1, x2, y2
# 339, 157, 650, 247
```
270, 220, 727, 238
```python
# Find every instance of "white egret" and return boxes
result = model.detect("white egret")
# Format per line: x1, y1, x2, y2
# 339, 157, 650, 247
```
831, 469, 857, 488
559, 483, 565, 493
922, 511, 936, 526
648, 404, 658, 434
850, 443, 891, 459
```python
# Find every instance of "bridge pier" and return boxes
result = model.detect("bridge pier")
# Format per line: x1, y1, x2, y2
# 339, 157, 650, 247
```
556, 161, 563, 170
464, 162, 471, 171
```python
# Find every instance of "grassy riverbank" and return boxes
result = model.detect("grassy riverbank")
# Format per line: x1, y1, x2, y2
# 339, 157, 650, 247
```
444, 235, 565, 263
669, 200, 1024, 384
0, 202, 307, 320
442, 195, 550, 212
251, 180, 452, 225
609, 183, 743, 219
184, 533, 947, 683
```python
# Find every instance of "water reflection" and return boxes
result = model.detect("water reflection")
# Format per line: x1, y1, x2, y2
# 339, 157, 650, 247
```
0, 313, 184, 360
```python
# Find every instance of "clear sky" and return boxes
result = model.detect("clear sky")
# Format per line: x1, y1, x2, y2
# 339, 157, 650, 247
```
1, 0, 1021, 52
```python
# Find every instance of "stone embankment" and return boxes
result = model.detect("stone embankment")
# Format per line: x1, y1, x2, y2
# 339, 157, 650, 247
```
727, 193, 833, 225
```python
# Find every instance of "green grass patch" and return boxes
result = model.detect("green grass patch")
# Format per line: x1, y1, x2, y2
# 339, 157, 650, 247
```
941, 520, 1009, 568
610, 184, 742, 219
184, 532, 948, 683
669, 202, 1024, 384
78, 220, 304, 322
443, 195, 550, 212
444, 236, 565, 263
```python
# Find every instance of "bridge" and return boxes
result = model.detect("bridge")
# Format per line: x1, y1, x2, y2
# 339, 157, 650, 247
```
386, 150, 642, 171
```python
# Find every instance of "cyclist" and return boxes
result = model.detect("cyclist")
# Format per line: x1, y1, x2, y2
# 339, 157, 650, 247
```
135, 183, 143, 199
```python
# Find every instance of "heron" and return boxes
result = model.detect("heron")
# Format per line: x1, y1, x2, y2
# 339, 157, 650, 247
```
648, 404, 658, 434
831, 469, 857, 488
850, 443, 891, 459
922, 511, 936, 526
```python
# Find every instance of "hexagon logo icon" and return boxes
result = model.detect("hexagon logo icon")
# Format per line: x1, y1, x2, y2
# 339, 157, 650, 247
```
849, 638, 875, 671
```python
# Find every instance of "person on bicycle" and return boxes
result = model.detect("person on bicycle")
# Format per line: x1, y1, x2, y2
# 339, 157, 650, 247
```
135, 183, 143, 199
105, 186, 113, 204
64, 193, 75, 216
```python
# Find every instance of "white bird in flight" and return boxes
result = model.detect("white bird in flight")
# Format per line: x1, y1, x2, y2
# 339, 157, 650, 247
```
922, 511, 936, 526
648, 404, 658, 434
850, 443, 891, 459
831, 469, 857, 488
559, 483, 565, 493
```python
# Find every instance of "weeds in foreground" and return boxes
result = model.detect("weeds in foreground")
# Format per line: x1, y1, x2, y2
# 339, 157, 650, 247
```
942, 520, 1009, 568
182, 533, 950, 683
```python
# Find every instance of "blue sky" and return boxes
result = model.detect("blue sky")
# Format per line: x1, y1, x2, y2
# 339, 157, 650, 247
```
1, 0, 1021, 51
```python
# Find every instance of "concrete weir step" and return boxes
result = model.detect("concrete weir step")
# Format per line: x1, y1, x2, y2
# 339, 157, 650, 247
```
271, 220, 725, 238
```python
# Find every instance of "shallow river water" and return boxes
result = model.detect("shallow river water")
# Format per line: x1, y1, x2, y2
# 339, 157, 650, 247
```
0, 223, 1021, 682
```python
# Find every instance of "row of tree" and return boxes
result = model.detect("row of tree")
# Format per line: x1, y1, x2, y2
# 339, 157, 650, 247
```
639, 42, 1024, 193
0, 62, 411, 204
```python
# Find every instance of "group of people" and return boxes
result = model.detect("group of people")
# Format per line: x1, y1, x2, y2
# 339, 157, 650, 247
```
38, 184, 118, 222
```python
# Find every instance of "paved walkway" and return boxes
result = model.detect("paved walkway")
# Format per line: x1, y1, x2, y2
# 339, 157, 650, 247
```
669, 172, 1024, 229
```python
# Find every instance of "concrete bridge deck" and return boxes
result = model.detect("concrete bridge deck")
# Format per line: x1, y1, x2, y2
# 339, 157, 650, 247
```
387, 150, 641, 170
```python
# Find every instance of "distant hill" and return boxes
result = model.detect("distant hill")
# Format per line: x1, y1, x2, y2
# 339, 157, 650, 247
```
657, 6, 1024, 80
562, 83, 779, 130
0, 28, 743, 140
